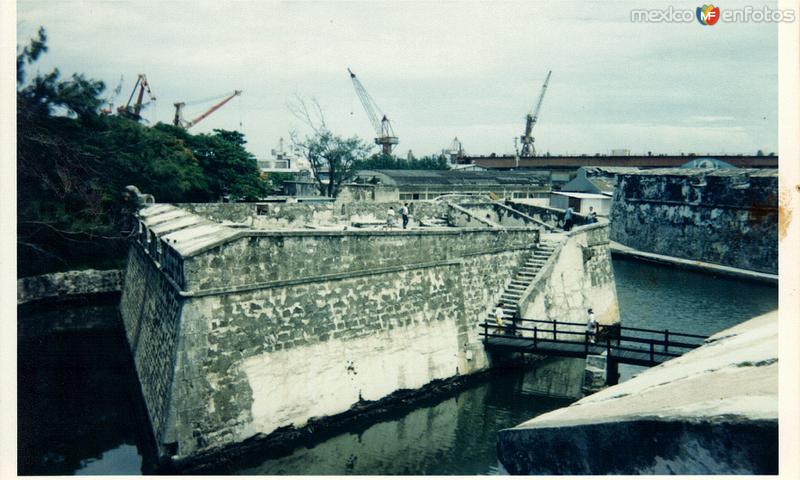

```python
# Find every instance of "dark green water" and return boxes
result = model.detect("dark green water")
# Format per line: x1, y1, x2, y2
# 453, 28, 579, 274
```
17, 259, 778, 475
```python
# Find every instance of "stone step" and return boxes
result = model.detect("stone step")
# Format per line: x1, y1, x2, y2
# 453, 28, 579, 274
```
500, 295, 521, 303
509, 281, 530, 287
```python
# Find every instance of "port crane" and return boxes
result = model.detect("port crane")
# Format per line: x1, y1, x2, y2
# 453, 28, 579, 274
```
173, 90, 242, 129
519, 70, 552, 157
117, 74, 156, 121
348, 68, 398, 155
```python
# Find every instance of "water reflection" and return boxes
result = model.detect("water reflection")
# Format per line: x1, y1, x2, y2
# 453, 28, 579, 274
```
236, 363, 576, 475
612, 257, 778, 381
16, 259, 778, 475
17, 301, 145, 476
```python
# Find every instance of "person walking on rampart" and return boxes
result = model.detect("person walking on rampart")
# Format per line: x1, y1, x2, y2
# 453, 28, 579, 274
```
387, 207, 397, 228
563, 207, 574, 231
586, 308, 597, 343
401, 203, 409, 229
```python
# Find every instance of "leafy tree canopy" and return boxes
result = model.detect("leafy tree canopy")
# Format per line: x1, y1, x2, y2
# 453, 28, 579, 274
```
17, 28, 267, 276
294, 129, 372, 197
355, 153, 449, 171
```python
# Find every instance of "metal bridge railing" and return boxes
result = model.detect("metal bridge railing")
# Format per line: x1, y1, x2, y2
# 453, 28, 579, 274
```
479, 316, 708, 365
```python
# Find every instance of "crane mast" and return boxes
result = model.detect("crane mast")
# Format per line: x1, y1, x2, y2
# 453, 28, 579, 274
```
348, 68, 398, 155
117, 74, 155, 121
173, 90, 242, 129
520, 70, 552, 158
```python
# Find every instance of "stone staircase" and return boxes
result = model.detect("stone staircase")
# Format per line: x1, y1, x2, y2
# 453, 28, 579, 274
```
486, 240, 559, 328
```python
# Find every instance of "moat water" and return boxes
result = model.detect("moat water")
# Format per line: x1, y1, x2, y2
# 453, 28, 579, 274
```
17, 258, 778, 475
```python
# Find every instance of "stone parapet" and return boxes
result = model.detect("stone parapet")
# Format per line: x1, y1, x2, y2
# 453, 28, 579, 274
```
17, 269, 124, 304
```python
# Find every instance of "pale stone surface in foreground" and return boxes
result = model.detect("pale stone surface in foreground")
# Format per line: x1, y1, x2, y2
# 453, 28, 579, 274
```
497, 310, 778, 475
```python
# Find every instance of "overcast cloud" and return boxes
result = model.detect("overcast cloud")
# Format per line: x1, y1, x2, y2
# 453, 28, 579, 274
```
17, 0, 779, 158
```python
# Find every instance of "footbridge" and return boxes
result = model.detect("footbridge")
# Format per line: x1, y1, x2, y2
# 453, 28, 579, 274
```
480, 318, 708, 367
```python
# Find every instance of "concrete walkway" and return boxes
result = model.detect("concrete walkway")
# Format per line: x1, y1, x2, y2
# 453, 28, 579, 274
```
609, 241, 778, 285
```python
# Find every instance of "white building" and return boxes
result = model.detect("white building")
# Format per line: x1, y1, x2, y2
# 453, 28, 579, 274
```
258, 138, 311, 174
548, 166, 640, 215
549, 191, 611, 216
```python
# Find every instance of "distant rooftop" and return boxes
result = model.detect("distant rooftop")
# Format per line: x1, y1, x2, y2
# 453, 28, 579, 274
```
618, 168, 778, 177
355, 169, 549, 186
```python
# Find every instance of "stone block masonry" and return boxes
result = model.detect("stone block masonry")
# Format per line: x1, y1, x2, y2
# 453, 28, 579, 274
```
610, 168, 777, 274
17, 268, 123, 304
120, 246, 184, 441
121, 203, 550, 462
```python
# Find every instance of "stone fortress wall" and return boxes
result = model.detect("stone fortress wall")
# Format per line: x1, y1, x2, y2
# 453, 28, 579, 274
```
609, 168, 778, 274
119, 198, 619, 464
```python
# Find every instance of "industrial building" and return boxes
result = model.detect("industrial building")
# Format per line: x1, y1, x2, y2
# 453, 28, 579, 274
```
352, 169, 551, 203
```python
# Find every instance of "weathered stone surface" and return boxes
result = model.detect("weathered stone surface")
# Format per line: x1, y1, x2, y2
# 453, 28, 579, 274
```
497, 311, 778, 475
119, 247, 183, 443
517, 224, 619, 330
120, 200, 618, 466
17, 269, 124, 304
609, 169, 778, 274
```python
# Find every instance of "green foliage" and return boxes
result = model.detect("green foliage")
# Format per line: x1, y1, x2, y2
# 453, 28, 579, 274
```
355, 153, 449, 170
263, 172, 297, 191
294, 129, 372, 197
17, 28, 267, 276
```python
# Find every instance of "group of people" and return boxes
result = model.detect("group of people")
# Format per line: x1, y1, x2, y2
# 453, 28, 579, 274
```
386, 203, 411, 229
562, 206, 599, 231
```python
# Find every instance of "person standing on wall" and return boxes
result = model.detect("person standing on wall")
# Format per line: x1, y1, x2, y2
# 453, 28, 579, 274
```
401, 203, 410, 229
586, 308, 597, 343
588, 206, 598, 224
563, 206, 574, 231
494, 303, 506, 335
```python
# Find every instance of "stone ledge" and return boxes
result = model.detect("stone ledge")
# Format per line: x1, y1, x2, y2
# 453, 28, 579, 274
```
609, 240, 778, 284
17, 269, 124, 304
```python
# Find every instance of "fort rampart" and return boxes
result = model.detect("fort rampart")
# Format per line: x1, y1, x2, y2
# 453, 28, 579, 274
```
609, 169, 778, 274
119, 199, 618, 464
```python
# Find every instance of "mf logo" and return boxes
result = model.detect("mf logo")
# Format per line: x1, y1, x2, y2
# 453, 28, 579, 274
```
697, 4, 721, 25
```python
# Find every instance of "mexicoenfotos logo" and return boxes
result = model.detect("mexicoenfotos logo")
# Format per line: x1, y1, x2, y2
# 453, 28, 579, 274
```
631, 4, 796, 23
696, 4, 720, 25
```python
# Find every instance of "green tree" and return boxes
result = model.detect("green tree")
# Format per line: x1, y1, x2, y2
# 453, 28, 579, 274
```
17, 27, 268, 276
154, 125, 267, 201
355, 152, 449, 170
294, 129, 372, 197
413, 154, 449, 170
289, 96, 372, 197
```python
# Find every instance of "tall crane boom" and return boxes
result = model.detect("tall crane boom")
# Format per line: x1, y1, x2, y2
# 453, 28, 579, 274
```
173, 90, 242, 129
348, 68, 398, 155
520, 70, 552, 158
117, 74, 155, 121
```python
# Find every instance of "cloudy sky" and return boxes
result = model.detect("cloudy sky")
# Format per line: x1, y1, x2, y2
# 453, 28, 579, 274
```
16, 0, 779, 158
